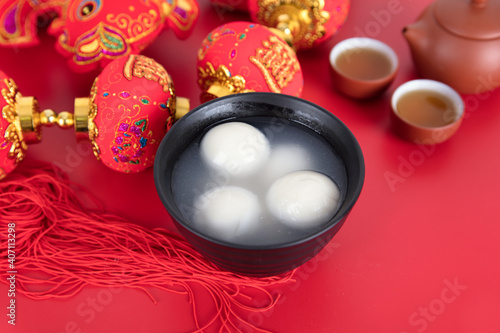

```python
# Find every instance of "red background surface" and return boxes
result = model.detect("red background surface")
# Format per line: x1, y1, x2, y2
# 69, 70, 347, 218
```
2, 0, 500, 332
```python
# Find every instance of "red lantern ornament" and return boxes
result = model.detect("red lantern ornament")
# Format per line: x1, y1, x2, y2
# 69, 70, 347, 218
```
210, 0, 350, 51
48, 0, 199, 72
197, 21, 303, 103
0, 0, 62, 47
75, 54, 189, 173
0, 55, 189, 179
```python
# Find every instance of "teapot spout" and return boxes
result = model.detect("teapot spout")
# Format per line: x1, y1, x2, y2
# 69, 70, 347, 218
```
402, 23, 425, 46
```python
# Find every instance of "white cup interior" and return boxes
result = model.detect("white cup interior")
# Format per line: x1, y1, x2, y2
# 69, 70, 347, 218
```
329, 37, 399, 79
391, 79, 465, 125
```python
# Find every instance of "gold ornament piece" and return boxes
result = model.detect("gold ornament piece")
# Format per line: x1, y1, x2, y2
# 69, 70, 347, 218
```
164, 77, 178, 121
1, 77, 77, 172
1, 78, 28, 165
256, 0, 330, 49
124, 54, 172, 93
57, 111, 74, 129
249, 35, 301, 93
87, 78, 100, 160
198, 62, 254, 98
17, 96, 42, 143
74, 101, 89, 135
0, 74, 110, 178
74, 77, 100, 159
40, 109, 76, 129
174, 97, 190, 121
40, 109, 58, 126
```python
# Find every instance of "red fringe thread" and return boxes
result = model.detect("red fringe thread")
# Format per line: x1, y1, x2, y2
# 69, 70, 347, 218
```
0, 162, 296, 332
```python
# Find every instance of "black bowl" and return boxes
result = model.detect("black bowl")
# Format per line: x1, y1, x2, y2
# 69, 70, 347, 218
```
154, 93, 365, 276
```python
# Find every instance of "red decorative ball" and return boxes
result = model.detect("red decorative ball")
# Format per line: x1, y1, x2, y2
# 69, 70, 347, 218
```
247, 0, 350, 50
197, 21, 303, 102
0, 71, 26, 180
88, 55, 177, 173
48, 0, 200, 72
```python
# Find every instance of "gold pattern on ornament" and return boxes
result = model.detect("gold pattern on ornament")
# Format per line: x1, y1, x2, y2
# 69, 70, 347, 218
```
159, 0, 174, 18
198, 62, 254, 94
106, 8, 162, 44
249, 35, 300, 93
88, 77, 101, 160
1, 78, 27, 165
123, 55, 172, 93
0, 167, 5, 180
165, 78, 176, 122
256, 0, 330, 49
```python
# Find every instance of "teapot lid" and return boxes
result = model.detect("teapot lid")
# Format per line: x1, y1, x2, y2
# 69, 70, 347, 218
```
434, 0, 500, 40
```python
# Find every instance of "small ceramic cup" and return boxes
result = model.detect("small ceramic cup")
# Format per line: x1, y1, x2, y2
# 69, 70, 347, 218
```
391, 79, 465, 144
329, 37, 399, 99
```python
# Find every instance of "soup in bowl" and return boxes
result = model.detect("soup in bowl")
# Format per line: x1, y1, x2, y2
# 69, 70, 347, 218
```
154, 93, 365, 276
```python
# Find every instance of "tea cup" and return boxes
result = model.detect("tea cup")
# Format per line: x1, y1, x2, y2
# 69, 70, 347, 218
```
329, 37, 399, 99
390, 79, 465, 144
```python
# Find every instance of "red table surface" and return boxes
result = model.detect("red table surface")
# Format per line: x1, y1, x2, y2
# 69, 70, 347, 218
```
2, 1, 500, 332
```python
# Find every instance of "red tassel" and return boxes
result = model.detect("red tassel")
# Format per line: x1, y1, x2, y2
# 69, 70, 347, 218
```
0, 162, 296, 332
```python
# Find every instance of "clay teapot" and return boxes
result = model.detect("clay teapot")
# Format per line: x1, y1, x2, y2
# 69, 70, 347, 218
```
403, 0, 500, 94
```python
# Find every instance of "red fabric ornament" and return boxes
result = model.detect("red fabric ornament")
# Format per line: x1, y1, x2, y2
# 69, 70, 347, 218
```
48, 0, 200, 72
0, 0, 62, 47
0, 55, 188, 178
0, 161, 296, 332
85, 54, 185, 173
197, 21, 303, 103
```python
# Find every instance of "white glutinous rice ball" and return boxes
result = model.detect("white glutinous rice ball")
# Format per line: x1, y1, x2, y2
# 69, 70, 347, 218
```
200, 122, 271, 177
266, 171, 341, 228
262, 145, 311, 185
194, 186, 261, 240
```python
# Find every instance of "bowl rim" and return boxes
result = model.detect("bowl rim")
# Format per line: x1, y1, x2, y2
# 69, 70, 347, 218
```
154, 92, 365, 250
